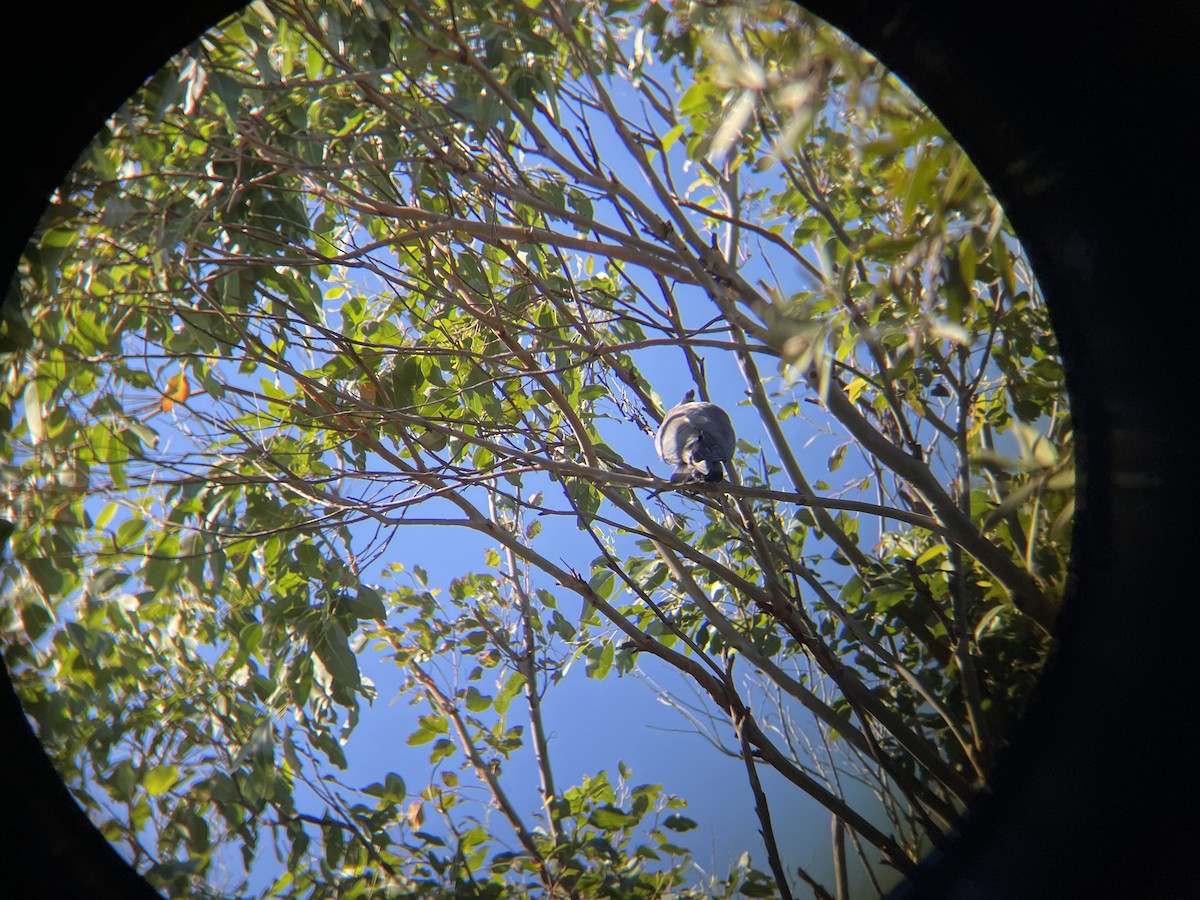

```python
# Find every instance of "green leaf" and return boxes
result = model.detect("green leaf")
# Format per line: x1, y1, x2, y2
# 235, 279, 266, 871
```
493, 672, 526, 715
589, 569, 615, 599
587, 640, 615, 680
464, 686, 492, 712
663, 814, 698, 832
915, 543, 948, 566
660, 122, 686, 153
430, 739, 456, 763
588, 804, 639, 830
828, 442, 848, 472
313, 621, 361, 689
740, 876, 779, 898
25, 557, 64, 596
143, 765, 180, 797
364, 772, 406, 805
349, 586, 386, 620
406, 728, 437, 747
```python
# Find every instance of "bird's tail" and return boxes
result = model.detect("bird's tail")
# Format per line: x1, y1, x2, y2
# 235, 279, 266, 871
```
671, 434, 726, 483
671, 465, 696, 484
671, 459, 723, 483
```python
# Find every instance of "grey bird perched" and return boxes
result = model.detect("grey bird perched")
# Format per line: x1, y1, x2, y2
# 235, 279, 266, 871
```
655, 390, 736, 483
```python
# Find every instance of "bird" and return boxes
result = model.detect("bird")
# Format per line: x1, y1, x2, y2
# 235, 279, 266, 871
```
134, 367, 192, 420
655, 389, 736, 484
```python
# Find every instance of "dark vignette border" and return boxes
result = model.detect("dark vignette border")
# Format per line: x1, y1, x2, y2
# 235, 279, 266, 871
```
2, 3, 1197, 897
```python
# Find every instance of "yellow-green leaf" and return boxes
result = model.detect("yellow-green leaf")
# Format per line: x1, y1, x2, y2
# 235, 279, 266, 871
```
143, 765, 180, 797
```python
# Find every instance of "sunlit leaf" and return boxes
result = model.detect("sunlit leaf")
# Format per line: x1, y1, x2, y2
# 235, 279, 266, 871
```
313, 621, 360, 690
142, 765, 180, 797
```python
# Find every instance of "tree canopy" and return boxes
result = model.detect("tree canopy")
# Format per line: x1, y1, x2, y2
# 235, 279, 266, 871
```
1, 0, 1073, 896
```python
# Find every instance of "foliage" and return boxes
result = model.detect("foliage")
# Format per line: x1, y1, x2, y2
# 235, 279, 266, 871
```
1, 0, 1072, 896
